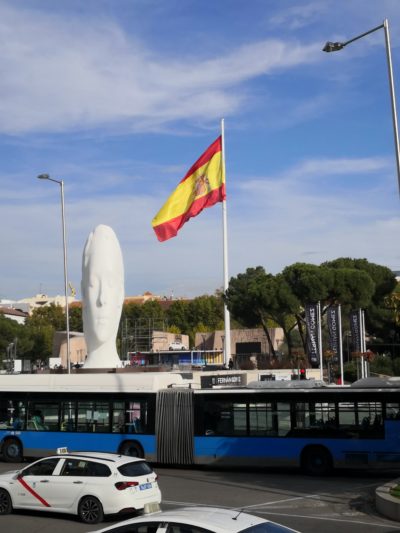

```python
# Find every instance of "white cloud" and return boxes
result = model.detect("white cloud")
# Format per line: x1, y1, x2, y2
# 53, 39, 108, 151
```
227, 155, 400, 276
1, 3, 400, 302
268, 1, 331, 30
2, 154, 398, 300
0, 4, 322, 134
239, 156, 392, 196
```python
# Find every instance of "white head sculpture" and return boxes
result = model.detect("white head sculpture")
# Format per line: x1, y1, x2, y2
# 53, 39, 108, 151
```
81, 225, 124, 368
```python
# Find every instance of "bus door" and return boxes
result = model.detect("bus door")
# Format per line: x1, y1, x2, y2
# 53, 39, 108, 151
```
155, 389, 194, 465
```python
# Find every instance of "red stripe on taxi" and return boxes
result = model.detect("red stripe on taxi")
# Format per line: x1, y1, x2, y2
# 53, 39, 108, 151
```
17, 476, 51, 507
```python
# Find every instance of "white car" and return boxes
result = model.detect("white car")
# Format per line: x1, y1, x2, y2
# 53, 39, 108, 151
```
91, 505, 300, 532
169, 341, 187, 350
0, 450, 161, 524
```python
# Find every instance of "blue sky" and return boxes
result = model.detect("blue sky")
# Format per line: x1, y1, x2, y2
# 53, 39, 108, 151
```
1, 0, 400, 301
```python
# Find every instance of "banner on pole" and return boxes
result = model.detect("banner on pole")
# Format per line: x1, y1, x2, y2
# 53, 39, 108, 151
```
305, 303, 320, 365
327, 305, 340, 363
349, 310, 362, 353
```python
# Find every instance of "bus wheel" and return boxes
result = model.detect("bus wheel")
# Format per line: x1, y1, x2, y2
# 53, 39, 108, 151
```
78, 495, 104, 524
302, 446, 332, 476
120, 441, 144, 458
2, 439, 22, 463
0, 489, 12, 515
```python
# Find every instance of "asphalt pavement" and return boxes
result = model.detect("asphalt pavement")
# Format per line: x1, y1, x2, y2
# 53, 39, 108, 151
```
0, 462, 400, 533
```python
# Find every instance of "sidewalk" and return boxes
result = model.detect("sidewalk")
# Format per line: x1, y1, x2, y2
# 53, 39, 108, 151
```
376, 478, 400, 521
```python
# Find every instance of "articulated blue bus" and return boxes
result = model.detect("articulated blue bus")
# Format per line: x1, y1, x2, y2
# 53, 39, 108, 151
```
0, 372, 399, 475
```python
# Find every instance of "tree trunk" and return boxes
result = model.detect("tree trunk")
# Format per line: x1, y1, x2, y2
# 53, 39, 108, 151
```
260, 319, 276, 357
283, 326, 293, 357
296, 315, 307, 353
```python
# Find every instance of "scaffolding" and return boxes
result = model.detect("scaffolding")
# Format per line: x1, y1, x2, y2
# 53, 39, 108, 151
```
120, 317, 168, 359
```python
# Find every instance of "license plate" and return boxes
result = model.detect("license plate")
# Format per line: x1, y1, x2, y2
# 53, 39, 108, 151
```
139, 483, 152, 491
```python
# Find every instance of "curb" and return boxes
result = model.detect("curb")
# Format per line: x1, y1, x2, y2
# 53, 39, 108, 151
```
376, 479, 400, 521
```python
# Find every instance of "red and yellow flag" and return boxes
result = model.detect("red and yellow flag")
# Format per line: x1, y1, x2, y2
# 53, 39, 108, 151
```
152, 136, 225, 242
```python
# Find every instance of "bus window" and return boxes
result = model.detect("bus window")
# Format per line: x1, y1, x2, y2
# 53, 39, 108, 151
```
0, 400, 9, 428
249, 403, 275, 436
338, 402, 357, 433
203, 401, 219, 435
28, 403, 58, 431
274, 402, 291, 437
126, 401, 148, 433
111, 401, 149, 434
294, 402, 309, 430
289, 402, 339, 437
386, 402, 400, 419
61, 401, 76, 431
112, 402, 125, 433
203, 400, 246, 436
77, 401, 110, 432
216, 404, 233, 435
309, 402, 336, 428
0, 398, 26, 430
233, 403, 246, 434
357, 402, 383, 437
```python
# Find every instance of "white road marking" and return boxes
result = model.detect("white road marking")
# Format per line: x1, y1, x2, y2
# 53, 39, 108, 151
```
239, 494, 321, 508
162, 500, 396, 529
253, 510, 395, 529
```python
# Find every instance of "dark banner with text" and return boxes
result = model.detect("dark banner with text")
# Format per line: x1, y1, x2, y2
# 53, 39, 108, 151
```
305, 303, 320, 365
327, 305, 340, 363
349, 310, 362, 353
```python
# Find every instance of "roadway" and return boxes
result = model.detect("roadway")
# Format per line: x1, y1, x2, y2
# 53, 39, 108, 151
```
0, 462, 399, 533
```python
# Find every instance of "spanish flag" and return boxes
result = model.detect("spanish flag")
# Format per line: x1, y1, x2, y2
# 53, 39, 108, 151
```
152, 136, 225, 242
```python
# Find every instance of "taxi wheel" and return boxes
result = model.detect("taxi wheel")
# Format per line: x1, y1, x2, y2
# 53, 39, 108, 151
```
0, 489, 12, 515
78, 495, 104, 524
2, 438, 22, 463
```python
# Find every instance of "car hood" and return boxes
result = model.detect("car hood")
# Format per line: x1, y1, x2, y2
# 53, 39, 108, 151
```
0, 469, 19, 479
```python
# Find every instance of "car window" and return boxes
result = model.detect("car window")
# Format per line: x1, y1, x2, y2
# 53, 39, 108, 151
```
60, 458, 111, 477
22, 458, 59, 476
118, 461, 153, 477
241, 523, 293, 532
101, 523, 161, 532
86, 461, 111, 477
167, 525, 211, 533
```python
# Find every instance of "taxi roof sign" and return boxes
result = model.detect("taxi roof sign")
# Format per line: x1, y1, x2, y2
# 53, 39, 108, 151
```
57, 447, 68, 454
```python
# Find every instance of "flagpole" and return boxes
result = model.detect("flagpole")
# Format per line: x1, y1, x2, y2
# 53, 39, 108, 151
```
221, 118, 231, 368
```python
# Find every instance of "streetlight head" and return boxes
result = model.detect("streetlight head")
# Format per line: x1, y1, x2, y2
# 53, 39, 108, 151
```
322, 41, 345, 52
37, 173, 50, 180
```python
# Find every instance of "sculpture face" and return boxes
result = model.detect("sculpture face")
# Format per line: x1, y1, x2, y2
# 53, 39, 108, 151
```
82, 225, 124, 350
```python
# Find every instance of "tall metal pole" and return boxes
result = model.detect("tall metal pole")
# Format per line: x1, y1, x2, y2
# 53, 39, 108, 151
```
383, 19, 400, 196
60, 180, 71, 374
37, 174, 71, 373
221, 118, 231, 368
323, 19, 400, 195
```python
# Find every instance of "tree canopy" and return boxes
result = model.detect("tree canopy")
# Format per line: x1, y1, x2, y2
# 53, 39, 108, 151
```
1, 257, 398, 370
225, 258, 398, 359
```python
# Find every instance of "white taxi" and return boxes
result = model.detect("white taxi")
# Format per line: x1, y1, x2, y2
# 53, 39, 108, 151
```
0, 450, 161, 524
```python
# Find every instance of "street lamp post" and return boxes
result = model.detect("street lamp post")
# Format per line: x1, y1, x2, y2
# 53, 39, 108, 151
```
37, 174, 71, 374
323, 19, 400, 195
